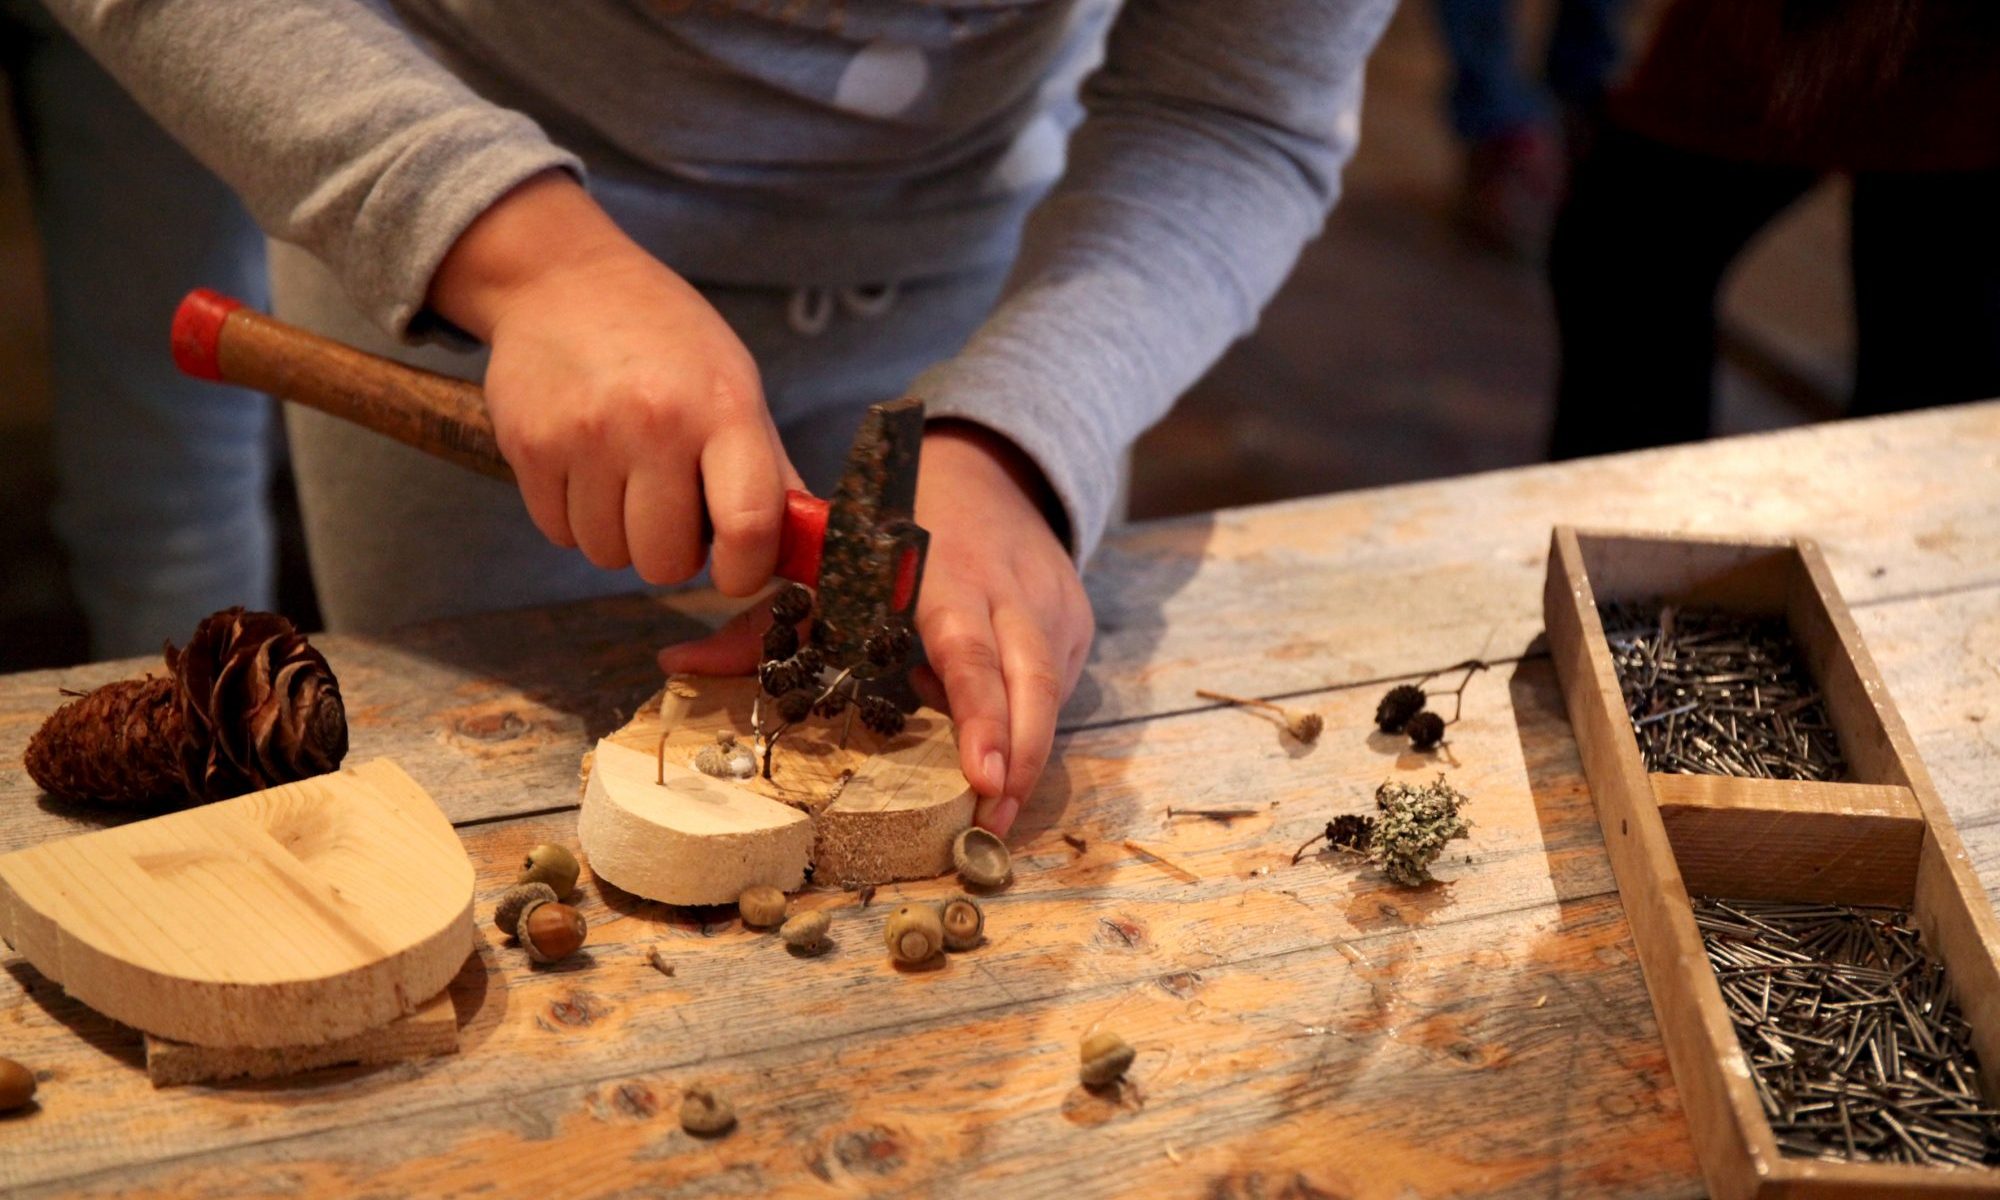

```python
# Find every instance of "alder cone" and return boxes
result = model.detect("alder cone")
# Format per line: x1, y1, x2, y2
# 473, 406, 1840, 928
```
23, 608, 348, 809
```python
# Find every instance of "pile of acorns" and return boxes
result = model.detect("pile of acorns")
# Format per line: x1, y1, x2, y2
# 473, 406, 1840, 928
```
755, 584, 920, 773
493, 843, 589, 963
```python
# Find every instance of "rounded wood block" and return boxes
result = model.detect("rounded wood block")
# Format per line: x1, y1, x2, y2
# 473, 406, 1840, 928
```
580, 675, 973, 904
0, 759, 475, 1049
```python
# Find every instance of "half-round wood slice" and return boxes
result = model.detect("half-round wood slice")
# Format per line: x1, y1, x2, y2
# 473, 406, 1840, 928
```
0, 759, 475, 1049
580, 675, 973, 903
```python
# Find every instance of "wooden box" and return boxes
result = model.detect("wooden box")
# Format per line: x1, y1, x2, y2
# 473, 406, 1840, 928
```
1543, 527, 2000, 1198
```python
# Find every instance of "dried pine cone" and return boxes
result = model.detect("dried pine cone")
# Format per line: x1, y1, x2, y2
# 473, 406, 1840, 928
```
858, 695, 905, 738
1375, 684, 1427, 733
769, 584, 813, 626
791, 645, 823, 676
762, 623, 800, 663
1406, 711, 1447, 750
813, 689, 851, 719
776, 689, 817, 724
24, 608, 347, 808
1327, 813, 1376, 851
864, 621, 913, 668
759, 659, 800, 698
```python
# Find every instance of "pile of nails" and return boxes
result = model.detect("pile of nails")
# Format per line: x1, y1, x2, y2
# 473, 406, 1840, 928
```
1601, 603, 1845, 782
1694, 897, 2000, 1167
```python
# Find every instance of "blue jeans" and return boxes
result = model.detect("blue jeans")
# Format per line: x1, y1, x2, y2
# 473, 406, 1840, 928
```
1433, 0, 1627, 141
7, 3, 275, 657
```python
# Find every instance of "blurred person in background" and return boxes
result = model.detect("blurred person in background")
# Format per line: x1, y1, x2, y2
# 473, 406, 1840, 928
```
1432, 0, 1629, 256
1549, 0, 2000, 458
3, 0, 274, 658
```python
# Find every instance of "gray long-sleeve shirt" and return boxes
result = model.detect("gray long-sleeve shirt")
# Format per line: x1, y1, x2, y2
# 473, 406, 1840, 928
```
43, 0, 1396, 563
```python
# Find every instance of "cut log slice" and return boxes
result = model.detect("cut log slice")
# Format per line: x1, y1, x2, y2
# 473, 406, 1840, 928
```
581, 675, 972, 903
145, 987, 459, 1086
0, 759, 475, 1049
580, 740, 814, 906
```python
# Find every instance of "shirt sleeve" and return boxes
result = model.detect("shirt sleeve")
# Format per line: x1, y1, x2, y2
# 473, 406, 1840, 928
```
912, 0, 1398, 564
39, 0, 582, 339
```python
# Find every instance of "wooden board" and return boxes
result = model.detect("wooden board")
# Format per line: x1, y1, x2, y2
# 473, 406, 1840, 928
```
144, 988, 459, 1086
1653, 774, 1925, 905
582, 676, 973, 903
1544, 527, 2000, 1199
0, 758, 476, 1049
2, 405, 1999, 1197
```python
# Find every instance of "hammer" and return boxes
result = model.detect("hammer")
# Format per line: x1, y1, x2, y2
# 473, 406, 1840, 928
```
170, 288, 847, 588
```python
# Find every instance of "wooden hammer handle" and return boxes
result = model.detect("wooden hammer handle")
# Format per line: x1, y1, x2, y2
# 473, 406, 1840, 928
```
171, 289, 836, 583
172, 289, 513, 482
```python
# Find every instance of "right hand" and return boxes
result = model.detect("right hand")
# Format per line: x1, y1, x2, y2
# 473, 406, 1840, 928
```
428, 170, 802, 594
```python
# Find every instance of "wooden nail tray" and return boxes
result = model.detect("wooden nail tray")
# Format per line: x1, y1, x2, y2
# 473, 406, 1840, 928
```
1543, 527, 2000, 1198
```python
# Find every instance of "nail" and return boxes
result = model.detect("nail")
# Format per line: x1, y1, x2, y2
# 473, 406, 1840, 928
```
982, 750, 1006, 795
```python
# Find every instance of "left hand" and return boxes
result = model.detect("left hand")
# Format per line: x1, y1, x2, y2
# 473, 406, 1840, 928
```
657, 423, 1093, 836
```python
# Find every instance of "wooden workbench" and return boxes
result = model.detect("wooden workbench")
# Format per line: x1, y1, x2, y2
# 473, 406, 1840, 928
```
2, 403, 1997, 1198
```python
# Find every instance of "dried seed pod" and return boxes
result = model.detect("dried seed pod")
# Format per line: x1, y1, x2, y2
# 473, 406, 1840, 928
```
776, 688, 816, 724
0, 1058, 36, 1112
863, 621, 912, 668
791, 645, 824, 676
780, 910, 831, 954
884, 903, 944, 965
494, 882, 559, 938
1284, 710, 1325, 743
517, 843, 580, 900
940, 894, 985, 951
813, 689, 851, 719
762, 622, 800, 663
769, 583, 813, 627
952, 827, 1012, 889
680, 1081, 737, 1136
758, 659, 799, 698
738, 884, 789, 928
518, 900, 588, 963
1375, 684, 1427, 733
1406, 711, 1447, 750
1079, 1031, 1135, 1088
858, 694, 905, 737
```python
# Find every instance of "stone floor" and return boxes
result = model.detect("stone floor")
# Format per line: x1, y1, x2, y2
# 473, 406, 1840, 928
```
0, 2, 1848, 672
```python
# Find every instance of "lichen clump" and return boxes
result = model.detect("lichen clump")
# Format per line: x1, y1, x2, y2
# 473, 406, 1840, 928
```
1370, 776, 1471, 886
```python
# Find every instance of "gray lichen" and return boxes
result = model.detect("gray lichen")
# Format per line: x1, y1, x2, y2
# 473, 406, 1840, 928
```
1370, 775, 1471, 887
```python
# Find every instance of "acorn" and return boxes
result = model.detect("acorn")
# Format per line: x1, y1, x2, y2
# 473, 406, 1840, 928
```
884, 903, 944, 965
1407, 710, 1447, 750
940, 894, 985, 951
0, 1058, 36, 1112
494, 882, 558, 938
680, 1081, 737, 1136
518, 899, 588, 963
738, 884, 789, 928
517, 843, 580, 900
953, 827, 1012, 889
1079, 1031, 1135, 1088
780, 910, 831, 955
1375, 684, 1427, 733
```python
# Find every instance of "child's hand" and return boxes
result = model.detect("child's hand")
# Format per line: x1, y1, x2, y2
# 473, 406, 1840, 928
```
905, 423, 1093, 835
656, 424, 1093, 836
430, 171, 802, 594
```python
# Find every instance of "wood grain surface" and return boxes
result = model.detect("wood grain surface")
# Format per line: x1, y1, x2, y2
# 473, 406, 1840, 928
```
0, 759, 475, 1049
0, 403, 1997, 1198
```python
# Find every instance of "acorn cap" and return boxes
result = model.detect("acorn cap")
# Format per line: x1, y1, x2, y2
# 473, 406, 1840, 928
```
952, 827, 1012, 889
494, 882, 559, 939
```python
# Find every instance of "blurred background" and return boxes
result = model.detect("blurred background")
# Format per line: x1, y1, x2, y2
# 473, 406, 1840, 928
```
0, 1, 1862, 672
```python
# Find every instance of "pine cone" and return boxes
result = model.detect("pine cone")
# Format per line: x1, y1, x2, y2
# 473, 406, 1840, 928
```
23, 608, 347, 809
1374, 684, 1427, 733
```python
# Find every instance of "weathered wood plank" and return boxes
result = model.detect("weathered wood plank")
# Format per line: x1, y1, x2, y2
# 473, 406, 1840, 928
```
0, 664, 1628, 1192
14, 893, 1698, 1200
3, 404, 1998, 848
